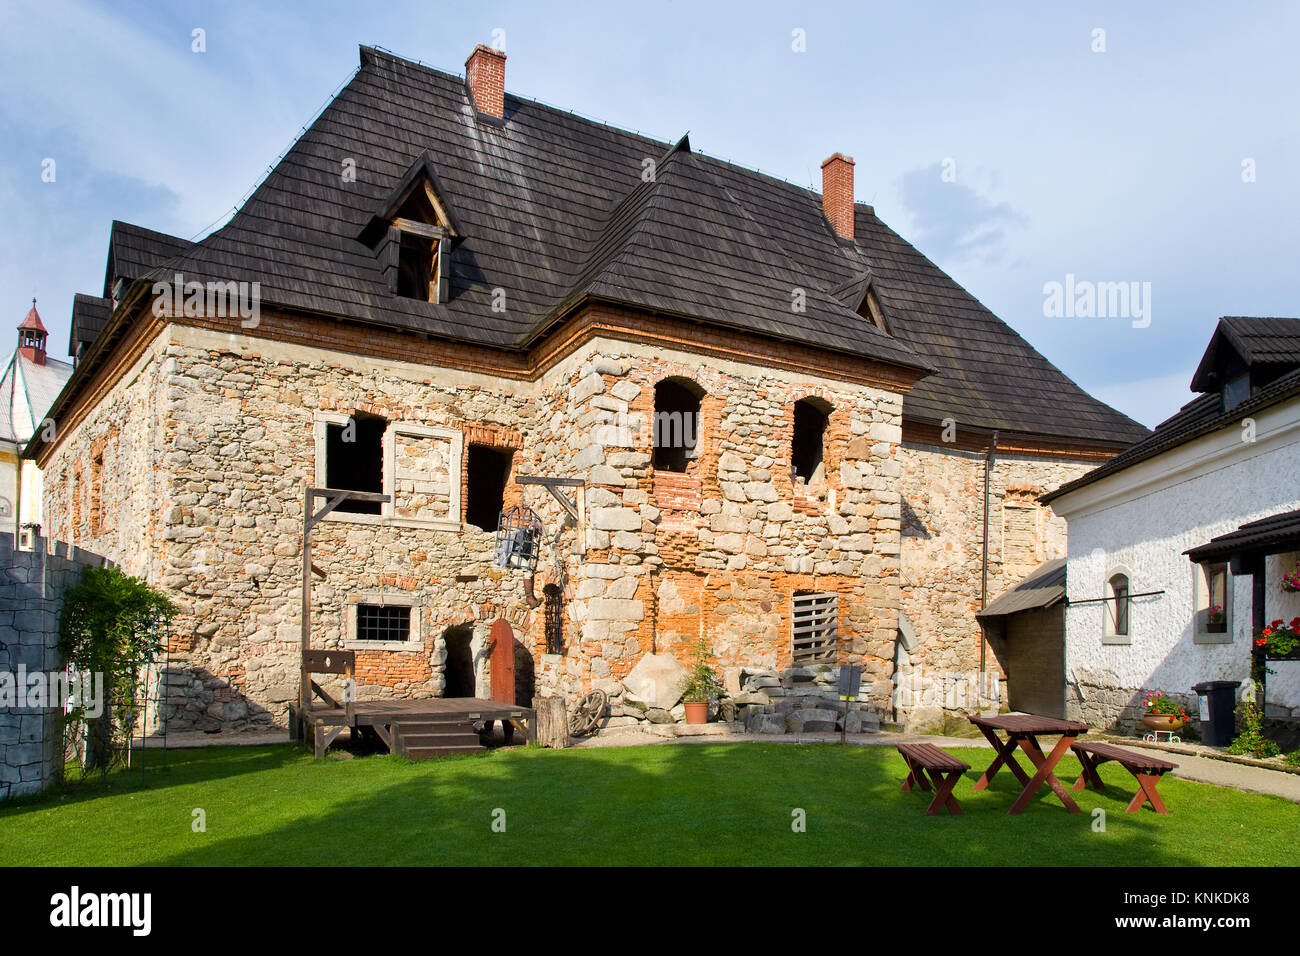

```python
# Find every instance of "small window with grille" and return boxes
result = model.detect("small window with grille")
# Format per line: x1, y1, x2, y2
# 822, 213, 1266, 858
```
355, 604, 413, 643
792, 591, 838, 664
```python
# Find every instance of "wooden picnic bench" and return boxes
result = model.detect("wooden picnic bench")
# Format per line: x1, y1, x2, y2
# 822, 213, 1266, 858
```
897, 743, 971, 816
969, 713, 1090, 814
1071, 741, 1178, 814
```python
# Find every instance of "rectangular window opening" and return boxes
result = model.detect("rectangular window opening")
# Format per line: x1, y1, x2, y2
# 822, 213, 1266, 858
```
397, 232, 438, 301
1201, 562, 1229, 635
326, 414, 387, 514
465, 444, 513, 531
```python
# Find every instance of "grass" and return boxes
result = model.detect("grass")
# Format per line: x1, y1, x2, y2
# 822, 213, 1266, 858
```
2, 741, 1296, 866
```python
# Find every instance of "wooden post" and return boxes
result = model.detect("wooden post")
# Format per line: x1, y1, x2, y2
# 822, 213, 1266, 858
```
299, 487, 390, 719
300, 488, 312, 717
532, 695, 570, 749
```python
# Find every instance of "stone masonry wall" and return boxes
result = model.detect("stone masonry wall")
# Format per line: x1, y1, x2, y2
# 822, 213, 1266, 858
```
523, 341, 906, 715
0, 532, 108, 800
42, 317, 913, 731
896, 442, 1092, 728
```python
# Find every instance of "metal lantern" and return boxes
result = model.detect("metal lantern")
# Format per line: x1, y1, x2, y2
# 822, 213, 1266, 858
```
493, 505, 543, 572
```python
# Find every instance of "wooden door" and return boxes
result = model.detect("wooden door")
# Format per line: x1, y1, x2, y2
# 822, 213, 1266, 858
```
489, 617, 515, 704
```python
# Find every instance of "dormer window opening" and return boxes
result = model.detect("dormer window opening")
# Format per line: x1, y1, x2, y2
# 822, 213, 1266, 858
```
1223, 373, 1251, 411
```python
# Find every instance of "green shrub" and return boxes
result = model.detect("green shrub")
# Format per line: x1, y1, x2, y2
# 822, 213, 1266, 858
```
1225, 700, 1281, 759
59, 566, 176, 772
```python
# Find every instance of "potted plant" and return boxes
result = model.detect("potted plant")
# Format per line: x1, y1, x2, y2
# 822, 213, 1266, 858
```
679, 637, 723, 724
1141, 690, 1189, 732
1281, 569, 1300, 593
1254, 618, 1300, 681
1255, 618, 1300, 657
1207, 604, 1226, 630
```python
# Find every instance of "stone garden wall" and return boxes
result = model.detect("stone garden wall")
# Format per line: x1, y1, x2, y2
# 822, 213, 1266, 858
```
0, 532, 107, 800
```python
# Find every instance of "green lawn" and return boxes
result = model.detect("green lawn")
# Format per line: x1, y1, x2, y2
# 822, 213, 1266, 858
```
2, 742, 1295, 866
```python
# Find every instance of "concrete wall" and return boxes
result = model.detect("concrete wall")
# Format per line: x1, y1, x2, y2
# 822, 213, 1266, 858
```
0, 532, 107, 800
1055, 399, 1300, 730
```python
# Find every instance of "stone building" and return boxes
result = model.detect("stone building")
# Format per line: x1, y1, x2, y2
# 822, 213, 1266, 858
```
26, 44, 1146, 734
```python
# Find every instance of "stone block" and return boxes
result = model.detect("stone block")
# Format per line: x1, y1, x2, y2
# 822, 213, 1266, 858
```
622, 652, 688, 709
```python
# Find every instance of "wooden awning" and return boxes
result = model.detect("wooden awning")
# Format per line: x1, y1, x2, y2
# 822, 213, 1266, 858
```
1185, 508, 1300, 566
977, 558, 1066, 618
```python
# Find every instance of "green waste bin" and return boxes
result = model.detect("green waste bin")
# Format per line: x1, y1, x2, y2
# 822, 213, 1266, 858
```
1192, 680, 1241, 747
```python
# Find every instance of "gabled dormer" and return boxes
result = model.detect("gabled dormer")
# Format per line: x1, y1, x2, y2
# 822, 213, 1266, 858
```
360, 152, 462, 304
1190, 316, 1300, 411
829, 269, 889, 332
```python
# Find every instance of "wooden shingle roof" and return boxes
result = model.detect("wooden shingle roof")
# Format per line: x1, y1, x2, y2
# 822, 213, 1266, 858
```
70, 45, 1148, 447
68, 294, 111, 360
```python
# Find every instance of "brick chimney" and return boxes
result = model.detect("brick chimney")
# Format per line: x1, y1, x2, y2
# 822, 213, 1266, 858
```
465, 44, 507, 119
821, 153, 856, 240
17, 298, 48, 366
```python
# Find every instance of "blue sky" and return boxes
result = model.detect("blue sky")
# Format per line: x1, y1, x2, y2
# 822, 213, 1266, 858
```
2, 0, 1298, 426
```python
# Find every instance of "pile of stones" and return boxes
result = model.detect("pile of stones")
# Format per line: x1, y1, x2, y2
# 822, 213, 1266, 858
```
734, 665, 881, 734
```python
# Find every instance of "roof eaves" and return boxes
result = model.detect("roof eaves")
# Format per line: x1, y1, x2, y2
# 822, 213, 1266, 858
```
1042, 368, 1300, 504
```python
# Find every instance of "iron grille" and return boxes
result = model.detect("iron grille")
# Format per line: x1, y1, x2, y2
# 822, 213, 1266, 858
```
356, 604, 411, 642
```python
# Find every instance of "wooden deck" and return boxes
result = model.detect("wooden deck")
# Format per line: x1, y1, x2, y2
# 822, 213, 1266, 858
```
292, 697, 536, 758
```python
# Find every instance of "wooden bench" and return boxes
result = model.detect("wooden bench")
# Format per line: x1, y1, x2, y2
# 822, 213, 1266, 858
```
897, 743, 971, 816
1071, 741, 1178, 814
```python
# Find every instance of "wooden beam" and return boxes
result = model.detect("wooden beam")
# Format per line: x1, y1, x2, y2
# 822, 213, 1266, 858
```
391, 218, 447, 241
300, 486, 391, 716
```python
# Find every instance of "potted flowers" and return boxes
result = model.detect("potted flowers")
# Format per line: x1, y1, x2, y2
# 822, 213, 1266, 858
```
1281, 569, 1300, 592
1207, 604, 1226, 630
679, 637, 723, 724
1255, 618, 1300, 658
1141, 690, 1189, 732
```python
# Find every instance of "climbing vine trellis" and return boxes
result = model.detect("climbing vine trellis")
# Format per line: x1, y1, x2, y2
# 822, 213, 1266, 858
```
58, 566, 175, 784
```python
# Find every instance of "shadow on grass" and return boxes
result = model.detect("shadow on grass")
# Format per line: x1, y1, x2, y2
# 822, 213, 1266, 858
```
152, 744, 1249, 867
5, 741, 1292, 866
0, 745, 303, 817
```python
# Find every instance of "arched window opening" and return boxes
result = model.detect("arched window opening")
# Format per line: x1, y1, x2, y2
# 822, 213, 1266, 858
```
792, 397, 832, 485
543, 584, 564, 655
653, 378, 704, 473
1106, 573, 1130, 638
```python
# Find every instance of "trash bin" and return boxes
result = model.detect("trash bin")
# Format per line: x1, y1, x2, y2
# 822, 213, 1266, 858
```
1191, 680, 1241, 746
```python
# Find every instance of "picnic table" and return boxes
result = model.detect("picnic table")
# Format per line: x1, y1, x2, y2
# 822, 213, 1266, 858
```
969, 714, 1090, 814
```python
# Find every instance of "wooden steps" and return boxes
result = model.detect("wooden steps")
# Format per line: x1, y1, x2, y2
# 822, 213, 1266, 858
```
392, 719, 485, 760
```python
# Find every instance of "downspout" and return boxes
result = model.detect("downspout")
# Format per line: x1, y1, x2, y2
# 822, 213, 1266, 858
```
978, 430, 999, 702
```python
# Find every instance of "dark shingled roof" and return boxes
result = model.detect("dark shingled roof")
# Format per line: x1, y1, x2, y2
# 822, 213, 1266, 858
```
1045, 317, 1300, 504
71, 45, 1147, 447
68, 294, 111, 360
977, 558, 1066, 618
1191, 316, 1300, 391
1185, 508, 1300, 564
103, 221, 195, 298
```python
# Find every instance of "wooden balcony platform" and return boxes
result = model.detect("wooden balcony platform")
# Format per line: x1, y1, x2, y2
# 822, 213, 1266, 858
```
292, 697, 535, 758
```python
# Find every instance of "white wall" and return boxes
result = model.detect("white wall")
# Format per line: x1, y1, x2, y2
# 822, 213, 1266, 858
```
1054, 398, 1300, 726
